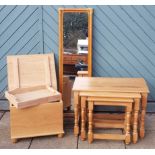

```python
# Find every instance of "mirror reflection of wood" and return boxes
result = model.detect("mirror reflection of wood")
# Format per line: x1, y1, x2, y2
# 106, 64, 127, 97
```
63, 12, 88, 76
59, 8, 93, 109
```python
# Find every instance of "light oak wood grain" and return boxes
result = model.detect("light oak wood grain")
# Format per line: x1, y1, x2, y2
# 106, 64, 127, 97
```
87, 97, 132, 144
6, 53, 64, 142
79, 91, 141, 144
59, 8, 93, 109
73, 77, 149, 93
63, 76, 72, 108
7, 54, 57, 91
73, 77, 149, 140
10, 102, 64, 140
77, 71, 88, 77
5, 86, 61, 109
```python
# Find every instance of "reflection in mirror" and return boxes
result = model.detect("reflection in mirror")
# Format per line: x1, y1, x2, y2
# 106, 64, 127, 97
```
63, 12, 88, 77
59, 8, 93, 110
62, 12, 89, 110
63, 12, 88, 110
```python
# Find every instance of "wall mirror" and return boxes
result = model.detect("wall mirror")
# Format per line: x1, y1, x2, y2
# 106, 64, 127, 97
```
59, 8, 93, 109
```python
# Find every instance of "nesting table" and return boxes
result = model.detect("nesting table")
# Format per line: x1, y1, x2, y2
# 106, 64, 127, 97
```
72, 77, 149, 140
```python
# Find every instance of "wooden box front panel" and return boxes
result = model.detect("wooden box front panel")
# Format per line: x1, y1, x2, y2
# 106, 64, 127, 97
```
10, 101, 64, 139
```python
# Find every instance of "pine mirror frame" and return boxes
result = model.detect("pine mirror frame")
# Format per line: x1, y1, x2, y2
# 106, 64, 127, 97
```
58, 8, 93, 93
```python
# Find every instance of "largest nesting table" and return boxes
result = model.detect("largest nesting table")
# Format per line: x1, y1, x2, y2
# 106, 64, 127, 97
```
72, 77, 149, 138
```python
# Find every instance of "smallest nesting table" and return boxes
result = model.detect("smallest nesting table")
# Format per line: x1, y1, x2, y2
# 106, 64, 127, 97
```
80, 92, 141, 144
72, 77, 149, 140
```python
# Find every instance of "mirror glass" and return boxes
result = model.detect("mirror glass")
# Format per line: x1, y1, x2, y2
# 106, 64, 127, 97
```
60, 10, 91, 110
63, 12, 88, 77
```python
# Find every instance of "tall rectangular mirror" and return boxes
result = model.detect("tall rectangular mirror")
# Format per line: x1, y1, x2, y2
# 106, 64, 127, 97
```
59, 8, 93, 109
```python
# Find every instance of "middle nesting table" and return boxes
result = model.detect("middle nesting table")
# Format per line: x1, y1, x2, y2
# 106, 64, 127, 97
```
80, 92, 141, 144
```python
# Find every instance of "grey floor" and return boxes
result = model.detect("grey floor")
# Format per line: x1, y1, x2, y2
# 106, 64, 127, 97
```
0, 111, 155, 149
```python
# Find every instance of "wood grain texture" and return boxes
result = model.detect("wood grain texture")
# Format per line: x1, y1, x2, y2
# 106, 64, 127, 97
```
10, 101, 64, 139
80, 92, 141, 98
78, 129, 125, 149
73, 77, 149, 138
63, 76, 72, 108
7, 53, 57, 91
6, 53, 64, 141
58, 8, 93, 96
63, 54, 88, 65
94, 133, 125, 140
94, 120, 125, 128
73, 78, 143, 143
94, 113, 125, 120
125, 104, 132, 144
140, 93, 148, 138
73, 77, 149, 93
81, 96, 87, 140
74, 91, 80, 136
77, 71, 89, 77
133, 98, 140, 143
5, 86, 61, 109
87, 98, 132, 144
88, 101, 93, 144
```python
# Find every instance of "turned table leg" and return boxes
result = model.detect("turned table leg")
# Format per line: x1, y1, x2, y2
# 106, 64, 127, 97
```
140, 93, 148, 138
125, 104, 132, 145
81, 96, 87, 141
88, 101, 93, 144
133, 98, 140, 143
74, 92, 79, 136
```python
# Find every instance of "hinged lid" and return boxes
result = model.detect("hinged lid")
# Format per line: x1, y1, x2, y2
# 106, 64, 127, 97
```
7, 53, 57, 91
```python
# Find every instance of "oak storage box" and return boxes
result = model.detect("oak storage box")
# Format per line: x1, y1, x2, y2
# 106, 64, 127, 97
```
5, 53, 64, 142
10, 101, 63, 141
